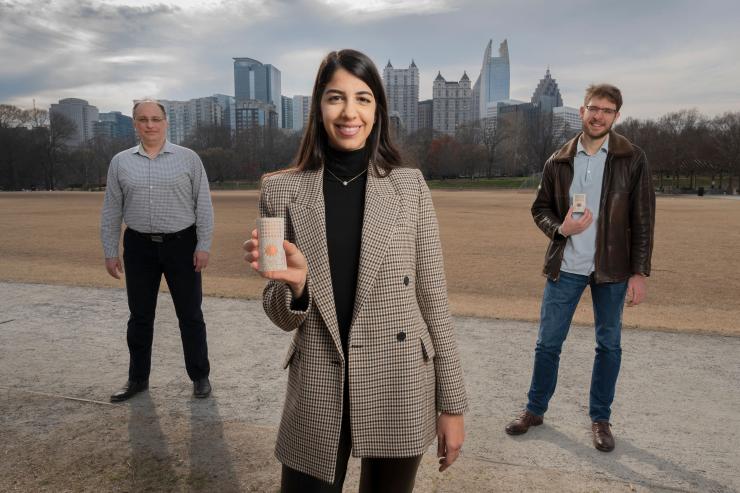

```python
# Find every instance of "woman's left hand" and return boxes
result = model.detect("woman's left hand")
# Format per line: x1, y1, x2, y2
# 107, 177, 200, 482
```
437, 413, 465, 472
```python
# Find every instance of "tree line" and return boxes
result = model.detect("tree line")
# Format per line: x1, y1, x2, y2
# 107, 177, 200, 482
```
618, 110, 740, 193
1, 103, 738, 193
0, 105, 129, 191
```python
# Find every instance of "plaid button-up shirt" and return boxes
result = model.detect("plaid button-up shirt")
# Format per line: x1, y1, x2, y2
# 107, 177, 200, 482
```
100, 141, 214, 258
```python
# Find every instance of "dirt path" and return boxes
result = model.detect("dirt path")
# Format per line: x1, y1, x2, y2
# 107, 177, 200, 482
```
2, 282, 737, 492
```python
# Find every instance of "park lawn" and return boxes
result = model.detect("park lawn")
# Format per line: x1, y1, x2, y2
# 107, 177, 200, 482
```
1, 190, 739, 336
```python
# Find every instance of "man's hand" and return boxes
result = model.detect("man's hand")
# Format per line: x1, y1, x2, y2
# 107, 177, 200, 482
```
193, 251, 209, 272
560, 205, 593, 236
626, 274, 647, 307
243, 228, 308, 298
437, 413, 465, 472
105, 258, 123, 279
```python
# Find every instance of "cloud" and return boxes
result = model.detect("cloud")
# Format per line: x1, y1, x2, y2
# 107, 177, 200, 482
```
0, 0, 738, 118
318, 0, 455, 18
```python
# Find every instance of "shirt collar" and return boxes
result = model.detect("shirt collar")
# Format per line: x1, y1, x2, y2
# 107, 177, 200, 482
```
577, 134, 609, 156
133, 140, 174, 157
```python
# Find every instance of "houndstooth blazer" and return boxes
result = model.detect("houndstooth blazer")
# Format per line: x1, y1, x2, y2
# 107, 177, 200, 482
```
259, 165, 468, 483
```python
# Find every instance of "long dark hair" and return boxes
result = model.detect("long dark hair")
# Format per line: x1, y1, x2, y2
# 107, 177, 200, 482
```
292, 49, 403, 174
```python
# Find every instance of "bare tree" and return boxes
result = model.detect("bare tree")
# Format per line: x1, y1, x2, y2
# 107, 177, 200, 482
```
526, 110, 557, 174
480, 118, 506, 177
454, 122, 486, 177
41, 112, 77, 190
183, 124, 232, 151
711, 112, 740, 193
399, 127, 434, 170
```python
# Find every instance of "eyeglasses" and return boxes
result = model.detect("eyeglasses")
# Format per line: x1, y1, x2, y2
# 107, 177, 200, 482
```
135, 117, 165, 124
585, 105, 617, 116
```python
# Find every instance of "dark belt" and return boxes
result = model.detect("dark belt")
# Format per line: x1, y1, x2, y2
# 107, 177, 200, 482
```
129, 224, 195, 243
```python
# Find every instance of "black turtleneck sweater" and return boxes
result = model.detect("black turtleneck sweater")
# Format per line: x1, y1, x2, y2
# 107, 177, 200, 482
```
323, 146, 368, 354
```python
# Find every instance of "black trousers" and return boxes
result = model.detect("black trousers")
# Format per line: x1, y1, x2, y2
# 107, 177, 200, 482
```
281, 382, 422, 493
122, 226, 210, 382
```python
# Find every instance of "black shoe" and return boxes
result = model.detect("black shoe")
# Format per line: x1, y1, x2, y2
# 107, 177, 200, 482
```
193, 377, 211, 398
110, 380, 148, 402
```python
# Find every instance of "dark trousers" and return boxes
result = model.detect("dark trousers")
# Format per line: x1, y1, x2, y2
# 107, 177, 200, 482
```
281, 382, 422, 493
122, 226, 210, 382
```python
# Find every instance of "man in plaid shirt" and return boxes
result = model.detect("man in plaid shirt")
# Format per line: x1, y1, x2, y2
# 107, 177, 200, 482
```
101, 99, 214, 402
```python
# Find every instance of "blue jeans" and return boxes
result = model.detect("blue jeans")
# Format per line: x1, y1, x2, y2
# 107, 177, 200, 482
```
526, 272, 628, 422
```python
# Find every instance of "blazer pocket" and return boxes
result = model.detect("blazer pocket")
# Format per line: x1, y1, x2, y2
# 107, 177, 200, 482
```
419, 330, 436, 361
282, 339, 300, 369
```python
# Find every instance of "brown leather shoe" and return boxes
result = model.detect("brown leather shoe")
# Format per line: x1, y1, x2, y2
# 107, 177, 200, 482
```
592, 421, 615, 452
505, 410, 544, 435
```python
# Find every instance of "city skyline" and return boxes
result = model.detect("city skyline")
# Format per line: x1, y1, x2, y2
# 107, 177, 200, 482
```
1, 0, 738, 120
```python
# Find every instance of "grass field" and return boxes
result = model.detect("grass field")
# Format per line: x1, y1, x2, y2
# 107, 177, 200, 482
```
1, 190, 738, 336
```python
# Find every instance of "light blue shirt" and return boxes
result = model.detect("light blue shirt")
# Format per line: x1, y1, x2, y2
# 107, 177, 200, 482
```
561, 135, 609, 276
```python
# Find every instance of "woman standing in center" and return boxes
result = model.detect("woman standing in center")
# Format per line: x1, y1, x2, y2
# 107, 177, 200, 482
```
244, 49, 468, 492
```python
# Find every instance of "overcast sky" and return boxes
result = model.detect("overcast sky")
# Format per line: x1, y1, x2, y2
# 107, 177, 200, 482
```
1, 0, 738, 120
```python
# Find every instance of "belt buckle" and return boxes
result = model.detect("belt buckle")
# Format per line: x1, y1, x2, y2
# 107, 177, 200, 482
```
150, 234, 164, 243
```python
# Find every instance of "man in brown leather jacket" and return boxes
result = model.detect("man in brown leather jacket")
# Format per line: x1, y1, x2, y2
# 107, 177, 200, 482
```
505, 84, 655, 452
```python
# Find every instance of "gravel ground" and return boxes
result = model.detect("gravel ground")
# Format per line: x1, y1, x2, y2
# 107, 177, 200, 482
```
1, 281, 738, 492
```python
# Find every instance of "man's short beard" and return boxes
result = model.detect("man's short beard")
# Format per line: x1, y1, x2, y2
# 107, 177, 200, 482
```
582, 122, 610, 139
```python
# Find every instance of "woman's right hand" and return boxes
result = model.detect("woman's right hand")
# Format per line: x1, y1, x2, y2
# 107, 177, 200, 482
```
243, 228, 308, 298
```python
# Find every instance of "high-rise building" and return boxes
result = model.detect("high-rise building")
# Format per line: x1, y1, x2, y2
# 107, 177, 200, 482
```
388, 111, 404, 141
418, 99, 433, 130
160, 96, 224, 144
94, 111, 135, 145
292, 95, 311, 132
235, 100, 278, 130
233, 57, 282, 127
472, 77, 481, 121
383, 60, 419, 134
160, 99, 189, 144
531, 68, 563, 113
474, 39, 510, 121
281, 96, 293, 130
432, 71, 472, 135
480, 99, 527, 133
552, 106, 581, 146
213, 94, 236, 132
49, 98, 99, 146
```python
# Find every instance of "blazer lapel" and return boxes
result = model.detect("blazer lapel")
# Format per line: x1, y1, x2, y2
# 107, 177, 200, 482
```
287, 169, 344, 360
351, 168, 400, 328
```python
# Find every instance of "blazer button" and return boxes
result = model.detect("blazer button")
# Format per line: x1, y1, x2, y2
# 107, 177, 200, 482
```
397, 331, 406, 342
403, 275, 410, 286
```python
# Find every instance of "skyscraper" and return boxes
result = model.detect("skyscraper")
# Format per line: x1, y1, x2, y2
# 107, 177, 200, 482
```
281, 96, 293, 130
474, 39, 510, 121
160, 96, 223, 144
235, 100, 278, 130
531, 68, 563, 113
417, 99, 433, 130
552, 106, 581, 146
233, 57, 282, 127
95, 111, 135, 145
213, 94, 236, 133
432, 71, 472, 135
292, 95, 311, 132
383, 60, 419, 134
49, 98, 99, 146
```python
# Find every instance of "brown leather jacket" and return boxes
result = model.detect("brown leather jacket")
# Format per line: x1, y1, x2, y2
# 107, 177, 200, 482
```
531, 130, 655, 283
